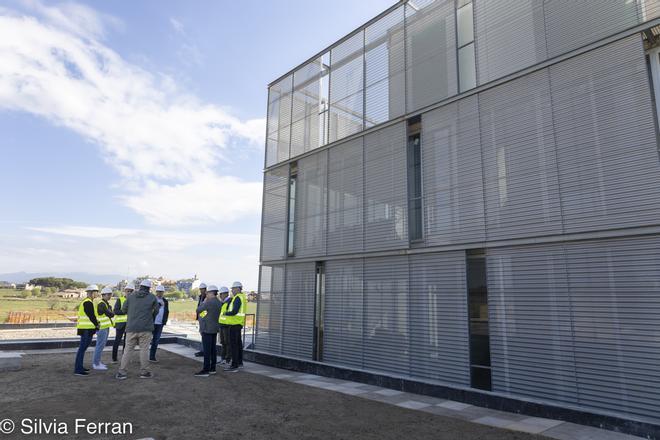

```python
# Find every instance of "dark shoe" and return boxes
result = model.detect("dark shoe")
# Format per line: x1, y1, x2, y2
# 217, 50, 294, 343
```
194, 370, 210, 377
83, 368, 90, 372
209, 369, 217, 375
74, 371, 89, 376
115, 372, 128, 380
149, 358, 158, 363
194, 351, 204, 357
238, 363, 244, 369
223, 366, 239, 373
139, 371, 153, 379
111, 360, 118, 364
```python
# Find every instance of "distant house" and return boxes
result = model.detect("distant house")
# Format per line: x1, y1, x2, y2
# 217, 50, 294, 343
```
57, 289, 86, 299
176, 275, 201, 293
15, 283, 35, 291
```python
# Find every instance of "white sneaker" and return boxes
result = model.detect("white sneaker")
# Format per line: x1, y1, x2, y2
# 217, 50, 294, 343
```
92, 363, 108, 371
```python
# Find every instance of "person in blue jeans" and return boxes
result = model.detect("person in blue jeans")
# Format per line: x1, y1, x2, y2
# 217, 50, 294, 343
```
149, 285, 169, 362
74, 285, 100, 376
92, 287, 115, 370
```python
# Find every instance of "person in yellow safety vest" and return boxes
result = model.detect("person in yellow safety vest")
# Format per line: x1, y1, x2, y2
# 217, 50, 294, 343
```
112, 283, 133, 363
92, 287, 115, 370
74, 285, 100, 376
222, 281, 247, 372
217, 286, 231, 365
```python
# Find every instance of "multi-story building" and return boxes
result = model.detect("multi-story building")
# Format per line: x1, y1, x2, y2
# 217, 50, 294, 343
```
256, 0, 660, 434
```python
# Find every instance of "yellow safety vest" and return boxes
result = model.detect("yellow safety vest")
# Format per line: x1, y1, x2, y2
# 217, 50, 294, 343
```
96, 300, 113, 330
114, 296, 127, 324
223, 293, 247, 326
76, 298, 96, 330
218, 302, 229, 325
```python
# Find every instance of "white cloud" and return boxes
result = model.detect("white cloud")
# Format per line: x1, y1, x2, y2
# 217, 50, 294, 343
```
169, 17, 185, 35
14, 225, 261, 288
0, 2, 266, 226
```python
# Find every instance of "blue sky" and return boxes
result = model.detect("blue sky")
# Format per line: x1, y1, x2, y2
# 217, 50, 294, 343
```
0, 0, 392, 288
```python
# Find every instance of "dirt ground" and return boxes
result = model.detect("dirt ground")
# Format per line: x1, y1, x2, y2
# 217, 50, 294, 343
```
0, 351, 549, 440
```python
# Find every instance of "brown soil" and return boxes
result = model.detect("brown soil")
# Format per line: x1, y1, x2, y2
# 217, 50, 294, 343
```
0, 351, 548, 440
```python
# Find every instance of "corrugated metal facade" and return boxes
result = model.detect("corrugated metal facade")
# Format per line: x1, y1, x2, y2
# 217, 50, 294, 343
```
257, 0, 660, 427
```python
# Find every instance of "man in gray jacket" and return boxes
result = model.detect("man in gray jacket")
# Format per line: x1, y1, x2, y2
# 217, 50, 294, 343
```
116, 279, 159, 380
195, 285, 222, 377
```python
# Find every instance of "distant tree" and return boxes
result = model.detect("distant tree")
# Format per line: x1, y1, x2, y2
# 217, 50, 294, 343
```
20, 290, 30, 299
190, 288, 200, 299
40, 288, 50, 297
28, 277, 87, 290
165, 290, 184, 300
48, 300, 59, 310
31, 287, 41, 297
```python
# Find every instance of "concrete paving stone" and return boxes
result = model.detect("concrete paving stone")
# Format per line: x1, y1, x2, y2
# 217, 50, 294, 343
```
436, 400, 473, 411
269, 373, 296, 379
506, 417, 564, 434
472, 416, 519, 429
541, 422, 641, 440
373, 389, 404, 397
396, 400, 432, 410
323, 385, 371, 396
294, 379, 338, 389
296, 373, 323, 380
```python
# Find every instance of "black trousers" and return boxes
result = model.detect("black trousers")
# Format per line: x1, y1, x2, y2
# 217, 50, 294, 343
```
219, 325, 231, 362
112, 325, 126, 362
201, 332, 217, 372
229, 325, 243, 368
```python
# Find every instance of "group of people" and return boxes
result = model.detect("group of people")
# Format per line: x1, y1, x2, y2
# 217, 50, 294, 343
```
73, 279, 246, 379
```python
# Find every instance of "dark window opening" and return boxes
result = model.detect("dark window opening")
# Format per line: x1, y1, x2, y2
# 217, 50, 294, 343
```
467, 249, 491, 391
313, 262, 325, 362
407, 116, 423, 242
287, 162, 298, 256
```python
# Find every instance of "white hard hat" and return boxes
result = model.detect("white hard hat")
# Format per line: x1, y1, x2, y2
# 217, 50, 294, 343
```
231, 281, 243, 288
207, 285, 219, 292
124, 283, 135, 291
85, 284, 99, 292
156, 285, 165, 292
101, 286, 113, 295
199, 283, 207, 289
219, 286, 229, 294
140, 279, 152, 288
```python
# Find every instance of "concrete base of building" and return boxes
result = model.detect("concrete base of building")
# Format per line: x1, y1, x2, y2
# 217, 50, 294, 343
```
0, 352, 22, 371
243, 349, 660, 440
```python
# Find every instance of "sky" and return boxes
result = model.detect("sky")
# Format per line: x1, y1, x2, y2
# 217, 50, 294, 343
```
0, 0, 393, 289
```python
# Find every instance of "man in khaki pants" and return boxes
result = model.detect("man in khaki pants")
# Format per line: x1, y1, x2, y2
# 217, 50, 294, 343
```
116, 279, 159, 380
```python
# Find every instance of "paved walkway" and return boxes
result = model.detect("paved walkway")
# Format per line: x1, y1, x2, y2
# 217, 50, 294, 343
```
160, 344, 640, 440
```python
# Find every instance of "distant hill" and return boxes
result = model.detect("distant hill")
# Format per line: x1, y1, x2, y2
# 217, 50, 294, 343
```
0, 272, 125, 285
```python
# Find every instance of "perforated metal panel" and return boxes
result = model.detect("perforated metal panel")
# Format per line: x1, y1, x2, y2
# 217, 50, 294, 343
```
255, 264, 285, 354
266, 75, 293, 166
363, 256, 409, 375
544, 0, 639, 58
365, 5, 406, 128
488, 245, 578, 405
294, 151, 327, 258
290, 58, 323, 157
330, 32, 364, 143
422, 95, 485, 246
323, 259, 364, 368
405, 0, 457, 112
409, 252, 470, 385
480, 69, 563, 240
281, 262, 316, 359
474, 0, 546, 85
327, 138, 364, 255
364, 122, 408, 251
565, 236, 660, 421
550, 36, 660, 234
261, 165, 288, 261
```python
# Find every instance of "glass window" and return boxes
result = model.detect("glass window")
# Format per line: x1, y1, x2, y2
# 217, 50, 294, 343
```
456, 2, 474, 48
458, 43, 476, 92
